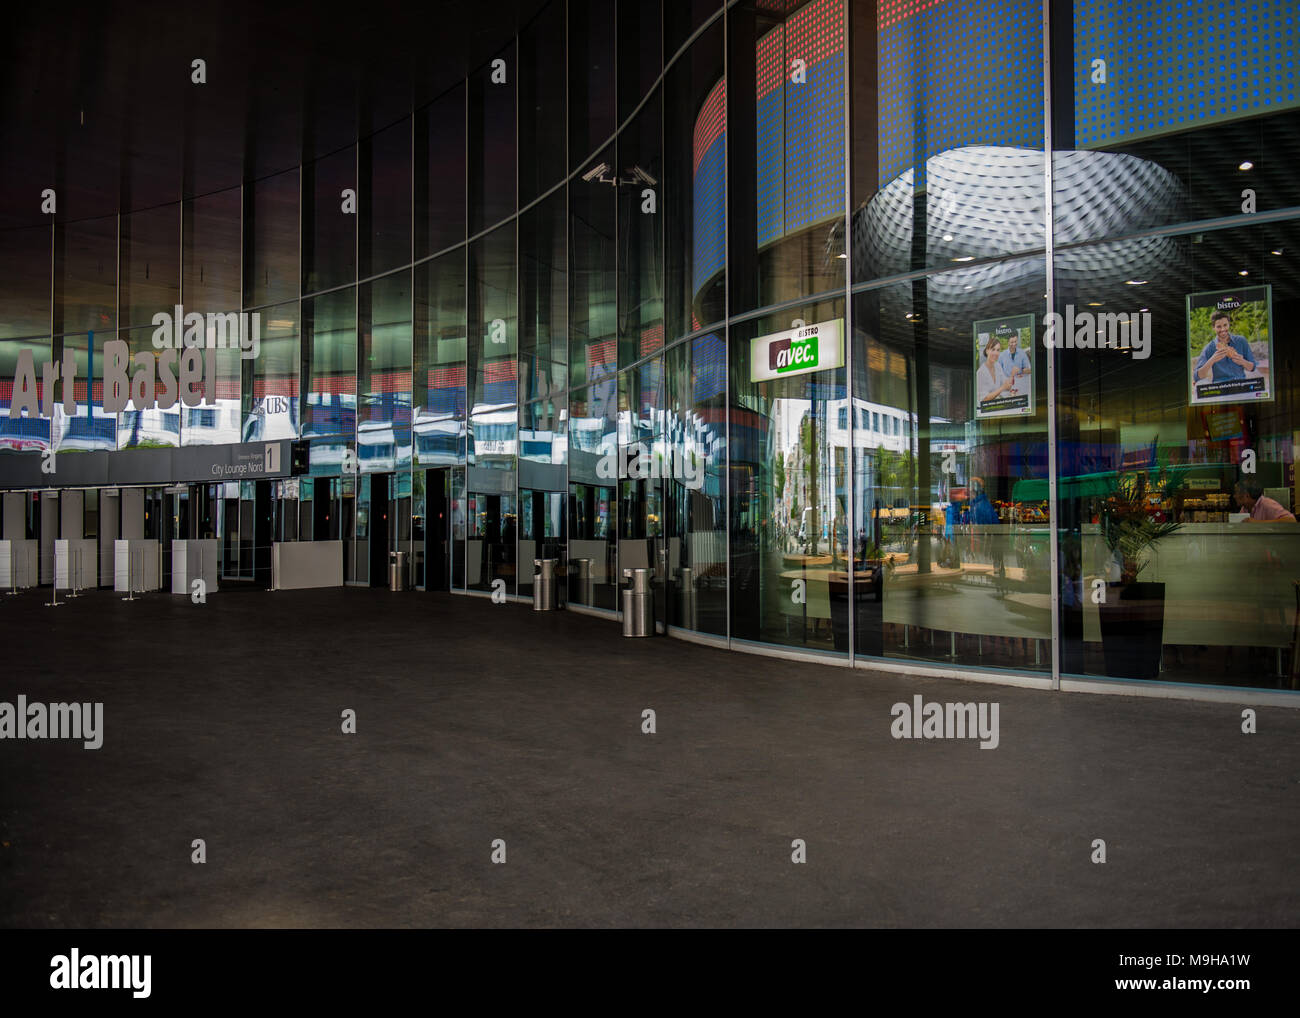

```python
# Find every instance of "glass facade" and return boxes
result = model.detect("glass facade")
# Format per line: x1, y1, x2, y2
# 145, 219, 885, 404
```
2, 0, 1298, 699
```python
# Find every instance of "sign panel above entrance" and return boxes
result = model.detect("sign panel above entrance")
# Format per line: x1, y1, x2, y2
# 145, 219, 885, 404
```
0, 440, 293, 490
749, 320, 845, 383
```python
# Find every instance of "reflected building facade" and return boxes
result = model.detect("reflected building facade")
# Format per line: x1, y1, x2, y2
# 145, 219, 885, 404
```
1, 0, 1298, 698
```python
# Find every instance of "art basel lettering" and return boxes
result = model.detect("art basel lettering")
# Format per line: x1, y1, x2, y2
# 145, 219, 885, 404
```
7, 307, 259, 419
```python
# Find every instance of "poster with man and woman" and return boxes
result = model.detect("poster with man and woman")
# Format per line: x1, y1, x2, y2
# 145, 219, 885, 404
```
973, 314, 1035, 420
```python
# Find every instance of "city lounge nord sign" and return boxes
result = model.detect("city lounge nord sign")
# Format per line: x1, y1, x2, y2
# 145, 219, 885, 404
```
750, 320, 844, 383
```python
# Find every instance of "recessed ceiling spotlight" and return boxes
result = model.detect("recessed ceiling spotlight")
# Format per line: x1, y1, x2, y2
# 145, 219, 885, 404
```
1238, 161, 1254, 171
1125, 279, 1148, 286
942, 233, 954, 242
963, 285, 974, 290
1238, 270, 1249, 276
952, 256, 974, 262
1271, 248, 1283, 255
1087, 302, 1104, 307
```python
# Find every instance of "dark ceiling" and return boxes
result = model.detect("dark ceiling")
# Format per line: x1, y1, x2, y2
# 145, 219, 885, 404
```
0, 0, 548, 230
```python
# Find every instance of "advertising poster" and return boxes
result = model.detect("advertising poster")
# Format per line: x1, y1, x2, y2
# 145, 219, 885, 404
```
973, 314, 1035, 420
1187, 285, 1273, 406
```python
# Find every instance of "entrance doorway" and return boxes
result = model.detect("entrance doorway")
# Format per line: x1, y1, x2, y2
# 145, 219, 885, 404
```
420, 468, 451, 591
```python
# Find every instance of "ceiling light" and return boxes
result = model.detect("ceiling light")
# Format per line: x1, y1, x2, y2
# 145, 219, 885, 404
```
942, 233, 954, 242
1238, 270, 1249, 276
1271, 249, 1283, 255
1087, 302, 1103, 307
1125, 279, 1147, 286
1238, 161, 1254, 171
952, 256, 974, 262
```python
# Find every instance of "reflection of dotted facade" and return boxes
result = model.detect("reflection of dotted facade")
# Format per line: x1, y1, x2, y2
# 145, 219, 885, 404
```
693, 79, 727, 296
1075, 0, 1300, 147
701, 0, 845, 292
877, 0, 1041, 184
785, 0, 844, 234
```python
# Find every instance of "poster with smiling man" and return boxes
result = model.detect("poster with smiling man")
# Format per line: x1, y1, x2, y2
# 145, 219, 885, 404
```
1187, 286, 1273, 406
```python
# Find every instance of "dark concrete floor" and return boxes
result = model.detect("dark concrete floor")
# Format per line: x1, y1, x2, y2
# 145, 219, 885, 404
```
0, 585, 1297, 928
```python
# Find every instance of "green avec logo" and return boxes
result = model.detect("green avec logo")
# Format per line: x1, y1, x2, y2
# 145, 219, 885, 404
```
770, 332, 819, 374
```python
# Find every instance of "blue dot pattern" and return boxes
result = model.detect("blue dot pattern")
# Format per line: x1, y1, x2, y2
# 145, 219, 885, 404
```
1075, 0, 1299, 147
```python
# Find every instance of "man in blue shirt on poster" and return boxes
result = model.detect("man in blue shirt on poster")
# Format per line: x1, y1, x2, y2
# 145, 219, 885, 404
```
1195, 310, 1256, 382
997, 330, 1031, 396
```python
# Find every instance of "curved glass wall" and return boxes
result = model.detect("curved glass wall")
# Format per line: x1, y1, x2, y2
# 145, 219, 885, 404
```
1, 0, 1296, 698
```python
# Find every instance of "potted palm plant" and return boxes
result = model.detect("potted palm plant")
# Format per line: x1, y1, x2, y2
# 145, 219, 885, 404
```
1097, 474, 1183, 680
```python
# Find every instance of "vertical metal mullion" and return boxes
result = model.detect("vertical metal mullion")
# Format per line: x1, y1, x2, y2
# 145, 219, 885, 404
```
115, 211, 121, 453
723, 1, 732, 648
515, 27, 521, 597
355, 139, 362, 584
563, 0, 571, 602
464, 74, 470, 594
49, 219, 56, 446
410, 106, 417, 583
1043, 0, 1061, 692
842, 0, 854, 667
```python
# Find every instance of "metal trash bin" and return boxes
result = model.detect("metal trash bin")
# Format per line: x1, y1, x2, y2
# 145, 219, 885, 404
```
622, 566, 654, 637
533, 558, 559, 611
571, 557, 593, 605
678, 566, 696, 629
388, 550, 407, 592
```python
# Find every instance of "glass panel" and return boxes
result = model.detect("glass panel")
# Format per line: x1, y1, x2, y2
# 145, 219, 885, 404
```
618, 0, 662, 124
121, 205, 180, 331
1069, 0, 1299, 233
852, 0, 1045, 282
0, 334, 54, 453
244, 169, 299, 309
665, 20, 725, 338
184, 188, 242, 314
519, 191, 568, 404
730, 299, 847, 655
360, 121, 411, 277
415, 84, 467, 258
732, 0, 846, 315
414, 251, 467, 467
303, 146, 357, 293
358, 270, 412, 472
467, 224, 517, 432
518, 0, 567, 206
571, 145, 617, 389
618, 89, 665, 369
665, 0, 721, 58
853, 256, 1051, 670
569, 0, 616, 168
1054, 220, 1299, 691
0, 225, 51, 341
468, 41, 517, 236
116, 325, 180, 449
665, 332, 727, 634
568, 380, 618, 608
302, 288, 357, 440
243, 300, 300, 441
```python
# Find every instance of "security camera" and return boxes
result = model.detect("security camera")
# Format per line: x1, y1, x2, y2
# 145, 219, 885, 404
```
582, 162, 611, 182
